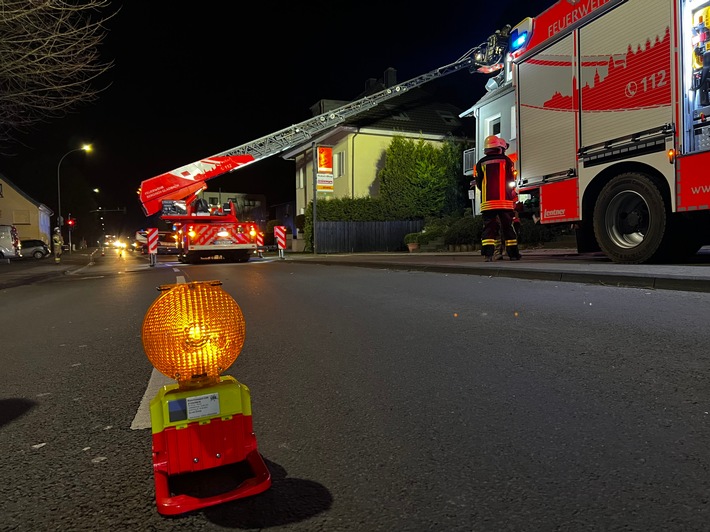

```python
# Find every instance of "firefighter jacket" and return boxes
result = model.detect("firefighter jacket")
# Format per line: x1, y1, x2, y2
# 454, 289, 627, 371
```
52, 233, 63, 252
474, 151, 517, 212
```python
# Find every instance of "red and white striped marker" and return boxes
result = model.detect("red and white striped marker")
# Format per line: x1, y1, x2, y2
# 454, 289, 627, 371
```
274, 226, 286, 250
146, 228, 159, 255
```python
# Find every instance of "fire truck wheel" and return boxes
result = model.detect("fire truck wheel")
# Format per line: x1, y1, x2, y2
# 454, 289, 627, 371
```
593, 172, 668, 264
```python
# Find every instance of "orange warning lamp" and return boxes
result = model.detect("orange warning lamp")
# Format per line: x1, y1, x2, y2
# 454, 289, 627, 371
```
667, 149, 676, 164
142, 280, 271, 516
142, 280, 244, 389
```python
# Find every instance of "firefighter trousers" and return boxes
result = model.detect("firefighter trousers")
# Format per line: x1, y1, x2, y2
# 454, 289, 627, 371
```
481, 209, 520, 259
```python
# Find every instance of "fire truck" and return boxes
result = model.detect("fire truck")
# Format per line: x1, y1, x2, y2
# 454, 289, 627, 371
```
470, 0, 710, 263
137, 42, 505, 261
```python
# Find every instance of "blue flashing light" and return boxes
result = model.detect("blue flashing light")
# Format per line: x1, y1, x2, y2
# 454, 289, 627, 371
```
509, 30, 528, 52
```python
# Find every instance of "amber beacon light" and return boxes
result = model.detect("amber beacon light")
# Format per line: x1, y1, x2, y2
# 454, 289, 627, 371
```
142, 280, 271, 516
143, 280, 245, 387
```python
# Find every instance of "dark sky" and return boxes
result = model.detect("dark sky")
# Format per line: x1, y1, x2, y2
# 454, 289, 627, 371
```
1, 0, 555, 235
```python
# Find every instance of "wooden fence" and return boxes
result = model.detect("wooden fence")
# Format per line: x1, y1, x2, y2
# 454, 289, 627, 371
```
313, 220, 424, 253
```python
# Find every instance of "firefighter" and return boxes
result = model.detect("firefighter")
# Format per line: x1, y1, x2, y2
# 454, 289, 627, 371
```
52, 227, 64, 264
474, 135, 521, 261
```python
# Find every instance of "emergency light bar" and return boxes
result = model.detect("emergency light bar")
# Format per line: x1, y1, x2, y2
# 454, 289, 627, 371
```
510, 30, 528, 51
509, 17, 533, 55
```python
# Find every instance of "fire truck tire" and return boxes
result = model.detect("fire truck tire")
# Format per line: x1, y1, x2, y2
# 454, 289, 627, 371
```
593, 173, 667, 264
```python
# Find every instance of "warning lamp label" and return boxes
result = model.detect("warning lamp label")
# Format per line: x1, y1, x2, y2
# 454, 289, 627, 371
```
167, 393, 220, 422
186, 393, 220, 420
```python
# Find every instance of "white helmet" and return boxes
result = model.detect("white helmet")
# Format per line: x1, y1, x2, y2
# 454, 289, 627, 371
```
54, 227, 61, 233
484, 135, 507, 151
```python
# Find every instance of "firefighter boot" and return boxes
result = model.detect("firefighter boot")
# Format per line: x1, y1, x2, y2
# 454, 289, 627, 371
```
507, 245, 522, 261
482, 244, 495, 262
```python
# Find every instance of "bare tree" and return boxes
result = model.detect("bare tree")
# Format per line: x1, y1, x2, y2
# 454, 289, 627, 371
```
0, 0, 116, 153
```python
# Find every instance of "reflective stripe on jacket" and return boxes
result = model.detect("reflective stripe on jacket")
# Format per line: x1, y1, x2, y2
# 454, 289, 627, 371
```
474, 153, 516, 211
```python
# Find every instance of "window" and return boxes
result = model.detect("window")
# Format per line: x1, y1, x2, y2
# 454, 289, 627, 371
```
333, 152, 344, 178
436, 110, 458, 125
384, 104, 411, 121
13, 209, 30, 225
487, 115, 501, 136
298, 167, 305, 189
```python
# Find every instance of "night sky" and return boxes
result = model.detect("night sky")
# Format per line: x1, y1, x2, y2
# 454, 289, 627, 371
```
0, 0, 555, 237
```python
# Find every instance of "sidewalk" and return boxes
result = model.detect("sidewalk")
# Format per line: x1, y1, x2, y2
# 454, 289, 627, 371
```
284, 246, 710, 293
3, 246, 710, 293
0, 248, 98, 290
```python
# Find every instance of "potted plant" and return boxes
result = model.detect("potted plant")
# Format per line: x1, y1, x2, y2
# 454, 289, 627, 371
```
404, 232, 420, 253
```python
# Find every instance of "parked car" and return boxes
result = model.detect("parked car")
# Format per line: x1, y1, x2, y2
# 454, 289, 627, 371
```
0, 224, 21, 259
20, 239, 51, 259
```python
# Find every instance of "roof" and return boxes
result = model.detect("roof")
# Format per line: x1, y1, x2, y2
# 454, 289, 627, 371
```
0, 172, 52, 213
459, 81, 514, 118
341, 86, 471, 137
315, 67, 473, 137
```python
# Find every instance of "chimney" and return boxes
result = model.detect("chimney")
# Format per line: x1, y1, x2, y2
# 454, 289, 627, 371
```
383, 67, 397, 88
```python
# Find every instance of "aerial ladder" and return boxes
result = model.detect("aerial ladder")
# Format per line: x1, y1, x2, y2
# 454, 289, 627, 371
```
138, 29, 509, 216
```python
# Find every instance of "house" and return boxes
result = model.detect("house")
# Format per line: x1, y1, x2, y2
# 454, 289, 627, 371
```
0, 173, 54, 244
280, 68, 473, 218
459, 58, 516, 215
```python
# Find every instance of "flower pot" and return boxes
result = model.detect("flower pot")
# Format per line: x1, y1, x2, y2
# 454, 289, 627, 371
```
407, 242, 420, 253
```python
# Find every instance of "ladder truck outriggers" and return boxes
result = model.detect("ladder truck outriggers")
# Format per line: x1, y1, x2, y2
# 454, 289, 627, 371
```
472, 0, 710, 263
137, 39, 506, 263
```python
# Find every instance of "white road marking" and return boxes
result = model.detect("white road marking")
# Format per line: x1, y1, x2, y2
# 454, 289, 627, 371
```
130, 368, 174, 430
130, 271, 185, 430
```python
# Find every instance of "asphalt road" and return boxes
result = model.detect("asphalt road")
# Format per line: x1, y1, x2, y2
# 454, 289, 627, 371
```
2, 250, 710, 531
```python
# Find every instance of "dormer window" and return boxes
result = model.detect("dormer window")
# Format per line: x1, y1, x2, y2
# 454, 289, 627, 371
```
384, 104, 411, 121
436, 110, 458, 125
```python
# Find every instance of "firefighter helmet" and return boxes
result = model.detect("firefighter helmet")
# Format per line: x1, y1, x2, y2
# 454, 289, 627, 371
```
54, 227, 61, 233
484, 135, 508, 151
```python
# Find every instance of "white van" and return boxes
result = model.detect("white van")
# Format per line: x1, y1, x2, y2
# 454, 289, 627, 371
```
0, 224, 21, 259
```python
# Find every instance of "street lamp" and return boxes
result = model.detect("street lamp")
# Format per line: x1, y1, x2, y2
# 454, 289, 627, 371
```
57, 144, 92, 232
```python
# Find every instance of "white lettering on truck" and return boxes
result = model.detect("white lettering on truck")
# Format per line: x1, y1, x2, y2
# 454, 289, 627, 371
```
544, 209, 566, 218
548, 0, 612, 37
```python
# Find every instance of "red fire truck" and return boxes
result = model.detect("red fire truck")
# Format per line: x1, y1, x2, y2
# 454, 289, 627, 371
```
472, 0, 710, 263
138, 162, 260, 264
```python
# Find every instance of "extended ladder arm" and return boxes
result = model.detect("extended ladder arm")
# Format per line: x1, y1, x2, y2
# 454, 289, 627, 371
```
139, 40, 503, 217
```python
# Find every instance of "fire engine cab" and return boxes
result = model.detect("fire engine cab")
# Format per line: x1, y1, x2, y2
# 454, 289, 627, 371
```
469, 0, 710, 263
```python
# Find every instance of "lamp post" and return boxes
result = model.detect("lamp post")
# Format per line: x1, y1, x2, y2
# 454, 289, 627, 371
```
57, 144, 92, 248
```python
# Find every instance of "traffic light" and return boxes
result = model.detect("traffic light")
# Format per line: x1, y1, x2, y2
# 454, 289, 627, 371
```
67, 218, 76, 230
